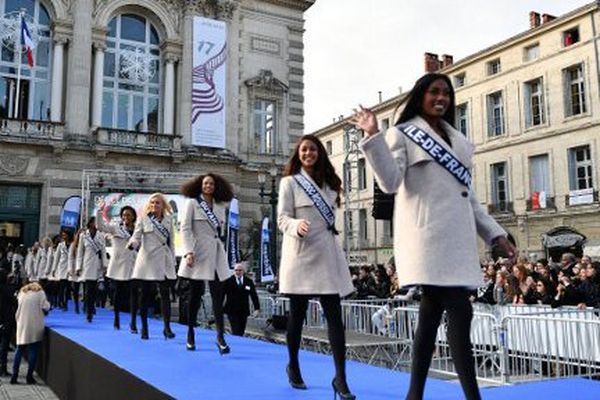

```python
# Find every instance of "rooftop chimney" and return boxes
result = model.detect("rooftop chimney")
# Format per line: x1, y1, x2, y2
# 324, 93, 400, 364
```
441, 54, 454, 69
424, 52, 440, 73
529, 11, 541, 29
542, 14, 556, 24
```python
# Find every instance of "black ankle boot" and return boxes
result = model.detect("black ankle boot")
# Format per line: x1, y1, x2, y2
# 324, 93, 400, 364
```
163, 326, 175, 340
187, 328, 196, 350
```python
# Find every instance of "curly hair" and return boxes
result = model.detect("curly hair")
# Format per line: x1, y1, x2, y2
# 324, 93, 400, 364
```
283, 135, 342, 206
180, 173, 234, 203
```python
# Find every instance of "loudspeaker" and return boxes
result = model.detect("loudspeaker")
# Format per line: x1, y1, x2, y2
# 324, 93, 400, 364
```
372, 181, 395, 220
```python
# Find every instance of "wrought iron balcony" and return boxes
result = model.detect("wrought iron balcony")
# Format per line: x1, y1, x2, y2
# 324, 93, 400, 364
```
525, 196, 556, 211
94, 127, 182, 152
0, 117, 64, 141
487, 201, 514, 214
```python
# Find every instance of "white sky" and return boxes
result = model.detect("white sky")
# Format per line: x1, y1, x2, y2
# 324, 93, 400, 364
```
304, 0, 592, 132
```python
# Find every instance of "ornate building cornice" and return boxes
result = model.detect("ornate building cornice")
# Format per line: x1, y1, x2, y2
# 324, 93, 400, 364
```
258, 0, 315, 12
0, 155, 29, 176
245, 69, 288, 94
184, 0, 239, 20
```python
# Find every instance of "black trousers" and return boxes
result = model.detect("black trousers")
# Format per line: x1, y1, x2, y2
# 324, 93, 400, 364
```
186, 279, 205, 331
139, 280, 171, 333
58, 279, 69, 310
287, 294, 346, 380
71, 281, 81, 313
227, 314, 248, 336
84, 280, 97, 320
208, 278, 226, 341
112, 280, 134, 324
407, 286, 481, 400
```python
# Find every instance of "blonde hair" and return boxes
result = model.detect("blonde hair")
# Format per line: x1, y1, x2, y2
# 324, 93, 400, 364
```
143, 193, 172, 217
20, 282, 43, 293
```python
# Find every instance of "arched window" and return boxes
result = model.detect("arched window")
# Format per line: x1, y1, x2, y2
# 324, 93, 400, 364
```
102, 14, 161, 133
0, 0, 52, 120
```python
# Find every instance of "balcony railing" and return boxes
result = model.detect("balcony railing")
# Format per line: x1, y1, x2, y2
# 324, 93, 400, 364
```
525, 196, 556, 211
487, 201, 514, 214
95, 128, 182, 152
0, 117, 64, 140
565, 190, 599, 207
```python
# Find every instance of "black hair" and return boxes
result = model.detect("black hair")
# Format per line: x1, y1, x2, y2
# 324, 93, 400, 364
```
181, 173, 234, 203
396, 73, 456, 126
120, 205, 137, 221
86, 217, 96, 229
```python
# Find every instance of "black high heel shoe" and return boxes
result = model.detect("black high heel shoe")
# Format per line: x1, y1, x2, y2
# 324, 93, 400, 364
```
187, 330, 196, 351
286, 365, 307, 390
141, 328, 149, 340
332, 378, 356, 400
215, 339, 230, 355
130, 323, 138, 334
163, 328, 175, 340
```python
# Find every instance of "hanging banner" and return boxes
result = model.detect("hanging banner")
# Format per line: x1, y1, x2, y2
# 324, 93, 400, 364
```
191, 16, 227, 148
260, 217, 274, 283
60, 196, 81, 232
226, 198, 240, 269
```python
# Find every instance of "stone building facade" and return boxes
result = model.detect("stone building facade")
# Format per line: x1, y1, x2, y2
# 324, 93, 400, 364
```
0, 0, 314, 251
314, 2, 600, 265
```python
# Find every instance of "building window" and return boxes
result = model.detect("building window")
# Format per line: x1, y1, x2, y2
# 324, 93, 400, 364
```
568, 145, 593, 191
253, 99, 276, 154
102, 14, 161, 132
454, 73, 466, 88
358, 159, 367, 190
343, 163, 352, 192
529, 154, 551, 209
358, 209, 368, 243
380, 118, 390, 131
382, 219, 393, 240
344, 210, 353, 236
524, 43, 540, 61
487, 59, 501, 75
325, 140, 332, 155
563, 27, 580, 47
491, 162, 509, 206
524, 78, 545, 127
564, 64, 586, 117
0, 1, 52, 120
456, 103, 468, 136
487, 91, 504, 137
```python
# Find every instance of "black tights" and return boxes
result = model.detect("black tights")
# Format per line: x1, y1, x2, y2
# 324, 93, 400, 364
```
139, 280, 172, 333
287, 294, 346, 381
407, 286, 481, 400
84, 280, 97, 321
112, 281, 135, 327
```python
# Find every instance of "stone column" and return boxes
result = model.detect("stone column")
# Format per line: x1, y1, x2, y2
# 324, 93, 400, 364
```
65, 0, 93, 136
178, 13, 193, 145
50, 36, 67, 122
91, 41, 106, 128
163, 54, 178, 135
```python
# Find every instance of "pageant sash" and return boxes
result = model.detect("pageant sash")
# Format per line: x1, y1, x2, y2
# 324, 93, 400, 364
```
400, 124, 472, 188
293, 174, 339, 234
197, 197, 223, 238
84, 233, 101, 254
117, 224, 133, 239
148, 214, 170, 245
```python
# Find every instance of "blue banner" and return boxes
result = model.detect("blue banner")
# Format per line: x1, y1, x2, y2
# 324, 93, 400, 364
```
227, 198, 240, 269
60, 196, 81, 232
260, 217, 274, 283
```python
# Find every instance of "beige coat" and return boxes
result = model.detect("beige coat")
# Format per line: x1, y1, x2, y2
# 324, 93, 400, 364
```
47, 247, 60, 281
128, 214, 177, 281
15, 290, 50, 345
359, 116, 506, 288
277, 170, 354, 297
52, 242, 70, 280
96, 210, 136, 281
75, 230, 106, 281
177, 197, 232, 282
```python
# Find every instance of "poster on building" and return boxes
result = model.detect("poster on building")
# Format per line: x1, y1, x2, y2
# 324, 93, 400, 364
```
260, 217, 274, 283
191, 16, 227, 148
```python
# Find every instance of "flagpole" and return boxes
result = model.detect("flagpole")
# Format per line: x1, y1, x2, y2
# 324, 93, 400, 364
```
14, 10, 24, 119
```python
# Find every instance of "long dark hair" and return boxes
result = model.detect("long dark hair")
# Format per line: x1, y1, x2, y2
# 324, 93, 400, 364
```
396, 73, 456, 126
181, 173, 234, 203
283, 135, 342, 206
120, 205, 137, 221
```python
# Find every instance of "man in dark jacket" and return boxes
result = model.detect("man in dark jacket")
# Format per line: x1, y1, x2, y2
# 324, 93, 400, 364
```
0, 270, 17, 376
223, 263, 260, 336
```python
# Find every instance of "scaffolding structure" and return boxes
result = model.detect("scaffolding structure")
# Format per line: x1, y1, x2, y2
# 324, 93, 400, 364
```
342, 125, 367, 265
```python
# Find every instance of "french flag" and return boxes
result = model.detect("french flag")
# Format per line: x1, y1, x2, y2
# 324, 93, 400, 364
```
21, 17, 35, 67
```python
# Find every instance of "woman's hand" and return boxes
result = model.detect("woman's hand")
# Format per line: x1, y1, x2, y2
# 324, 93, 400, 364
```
297, 220, 310, 237
493, 236, 517, 264
185, 252, 195, 267
350, 105, 379, 136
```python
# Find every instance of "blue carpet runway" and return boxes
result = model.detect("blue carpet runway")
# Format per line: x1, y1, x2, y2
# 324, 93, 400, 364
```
46, 308, 600, 399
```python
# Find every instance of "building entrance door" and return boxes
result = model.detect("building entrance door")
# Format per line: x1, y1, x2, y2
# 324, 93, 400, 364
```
0, 184, 41, 248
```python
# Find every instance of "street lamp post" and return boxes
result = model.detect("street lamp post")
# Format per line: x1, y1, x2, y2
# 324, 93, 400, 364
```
258, 163, 279, 271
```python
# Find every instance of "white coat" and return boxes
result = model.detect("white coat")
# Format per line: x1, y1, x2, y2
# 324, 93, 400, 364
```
67, 243, 78, 282
15, 289, 50, 345
359, 116, 507, 288
52, 242, 70, 280
177, 197, 232, 282
24, 251, 35, 280
128, 214, 177, 281
96, 210, 136, 281
277, 169, 354, 297
75, 230, 106, 281
33, 249, 47, 281
47, 247, 60, 281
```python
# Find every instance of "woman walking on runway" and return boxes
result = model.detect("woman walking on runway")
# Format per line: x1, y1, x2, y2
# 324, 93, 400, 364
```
75, 218, 106, 323
353, 73, 517, 400
178, 173, 233, 353
127, 193, 176, 340
52, 230, 73, 311
278, 135, 356, 399
96, 202, 138, 331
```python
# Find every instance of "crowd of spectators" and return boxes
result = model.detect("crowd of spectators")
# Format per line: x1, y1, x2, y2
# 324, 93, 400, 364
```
351, 258, 419, 301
